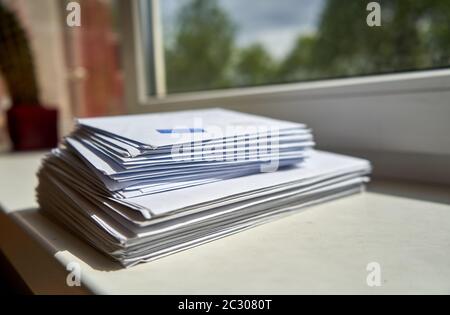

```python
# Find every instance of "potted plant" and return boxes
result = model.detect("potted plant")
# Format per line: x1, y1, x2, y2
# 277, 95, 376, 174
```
0, 3, 58, 151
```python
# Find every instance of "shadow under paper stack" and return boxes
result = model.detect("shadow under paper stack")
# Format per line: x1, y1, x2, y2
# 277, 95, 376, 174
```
36, 108, 371, 267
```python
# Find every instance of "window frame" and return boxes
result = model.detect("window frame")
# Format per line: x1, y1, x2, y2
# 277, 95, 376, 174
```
121, 0, 450, 106
118, 0, 450, 185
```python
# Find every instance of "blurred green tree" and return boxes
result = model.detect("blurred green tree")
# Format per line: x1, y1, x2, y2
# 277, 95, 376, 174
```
234, 43, 277, 86
165, 0, 450, 90
277, 36, 318, 82
165, 0, 236, 93
281, 0, 450, 81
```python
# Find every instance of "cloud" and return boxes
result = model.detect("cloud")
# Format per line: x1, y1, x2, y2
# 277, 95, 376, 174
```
219, 0, 324, 31
219, 0, 325, 59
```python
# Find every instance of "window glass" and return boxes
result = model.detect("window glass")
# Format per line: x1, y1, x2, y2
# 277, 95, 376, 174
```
154, 0, 450, 94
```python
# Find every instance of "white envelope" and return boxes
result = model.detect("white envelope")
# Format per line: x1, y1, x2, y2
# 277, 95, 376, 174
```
77, 108, 306, 149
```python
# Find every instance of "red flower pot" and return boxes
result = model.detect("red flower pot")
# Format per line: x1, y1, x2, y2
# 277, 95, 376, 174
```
6, 104, 58, 151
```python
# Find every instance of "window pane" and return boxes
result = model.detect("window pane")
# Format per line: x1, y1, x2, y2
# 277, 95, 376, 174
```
157, 0, 450, 94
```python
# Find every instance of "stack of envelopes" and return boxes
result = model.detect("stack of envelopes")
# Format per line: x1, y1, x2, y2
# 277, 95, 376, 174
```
37, 108, 371, 267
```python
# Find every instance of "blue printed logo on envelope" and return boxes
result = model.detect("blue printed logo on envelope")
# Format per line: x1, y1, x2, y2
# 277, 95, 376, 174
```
157, 128, 205, 134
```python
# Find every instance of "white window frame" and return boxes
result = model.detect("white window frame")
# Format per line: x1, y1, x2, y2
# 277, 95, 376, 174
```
118, 0, 450, 185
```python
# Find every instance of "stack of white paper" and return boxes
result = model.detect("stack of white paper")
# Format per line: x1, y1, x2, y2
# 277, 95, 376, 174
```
36, 108, 371, 267
65, 109, 314, 197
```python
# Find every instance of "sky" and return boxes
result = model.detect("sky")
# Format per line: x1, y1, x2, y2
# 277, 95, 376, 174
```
161, 0, 326, 60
